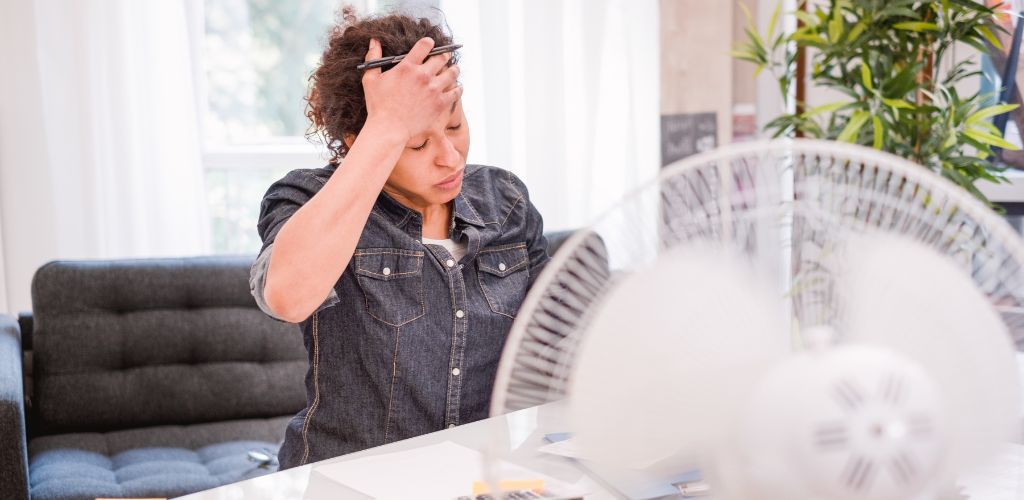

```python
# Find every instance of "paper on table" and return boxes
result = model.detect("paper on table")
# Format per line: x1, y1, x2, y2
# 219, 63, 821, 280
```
539, 434, 702, 500
538, 437, 587, 460
310, 441, 585, 499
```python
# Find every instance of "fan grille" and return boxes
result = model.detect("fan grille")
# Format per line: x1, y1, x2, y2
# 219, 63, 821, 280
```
491, 139, 1024, 415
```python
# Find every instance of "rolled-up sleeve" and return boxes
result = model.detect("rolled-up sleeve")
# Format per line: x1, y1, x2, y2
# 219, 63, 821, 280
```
251, 169, 341, 321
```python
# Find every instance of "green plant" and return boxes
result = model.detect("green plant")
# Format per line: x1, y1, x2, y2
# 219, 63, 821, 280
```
733, 0, 1019, 203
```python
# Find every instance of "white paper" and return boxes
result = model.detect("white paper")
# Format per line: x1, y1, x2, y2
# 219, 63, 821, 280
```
311, 441, 584, 499
537, 437, 587, 460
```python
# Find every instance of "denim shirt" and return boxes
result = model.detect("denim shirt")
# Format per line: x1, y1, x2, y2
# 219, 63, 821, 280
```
250, 163, 550, 469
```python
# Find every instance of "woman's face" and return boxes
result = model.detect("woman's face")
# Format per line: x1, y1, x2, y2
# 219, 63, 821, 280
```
383, 99, 470, 211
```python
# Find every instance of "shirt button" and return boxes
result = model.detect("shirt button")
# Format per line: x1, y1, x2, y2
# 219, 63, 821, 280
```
382, 267, 391, 276
446, 259, 455, 268
498, 263, 507, 272
452, 368, 461, 376
448, 423, 456, 429
455, 310, 465, 319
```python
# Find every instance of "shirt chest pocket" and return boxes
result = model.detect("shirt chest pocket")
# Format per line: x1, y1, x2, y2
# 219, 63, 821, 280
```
354, 249, 425, 327
476, 244, 530, 318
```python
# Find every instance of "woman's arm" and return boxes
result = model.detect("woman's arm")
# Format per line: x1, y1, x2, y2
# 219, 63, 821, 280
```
264, 37, 462, 323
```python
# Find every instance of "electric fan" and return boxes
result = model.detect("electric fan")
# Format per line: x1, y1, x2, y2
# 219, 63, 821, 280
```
488, 139, 1024, 500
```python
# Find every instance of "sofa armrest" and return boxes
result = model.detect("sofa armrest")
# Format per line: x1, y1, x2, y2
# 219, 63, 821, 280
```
0, 314, 28, 500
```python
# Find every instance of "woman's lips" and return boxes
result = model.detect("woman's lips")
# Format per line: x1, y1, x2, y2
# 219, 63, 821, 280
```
436, 169, 464, 189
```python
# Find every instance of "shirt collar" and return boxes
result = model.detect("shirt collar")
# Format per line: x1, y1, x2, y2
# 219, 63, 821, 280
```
373, 189, 485, 229
452, 191, 485, 227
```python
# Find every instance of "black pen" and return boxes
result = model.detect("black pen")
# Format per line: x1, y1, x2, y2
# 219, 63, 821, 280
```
356, 43, 462, 71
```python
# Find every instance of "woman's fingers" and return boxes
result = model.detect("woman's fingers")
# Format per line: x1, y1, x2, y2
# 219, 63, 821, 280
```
361, 38, 383, 84
399, 37, 436, 68
424, 51, 451, 76
436, 63, 460, 92
442, 81, 464, 106
362, 36, 460, 141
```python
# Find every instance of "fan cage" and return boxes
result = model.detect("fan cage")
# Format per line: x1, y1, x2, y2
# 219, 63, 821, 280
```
491, 139, 1024, 416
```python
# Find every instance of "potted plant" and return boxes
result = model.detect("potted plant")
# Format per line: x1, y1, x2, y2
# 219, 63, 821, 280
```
733, 0, 1020, 204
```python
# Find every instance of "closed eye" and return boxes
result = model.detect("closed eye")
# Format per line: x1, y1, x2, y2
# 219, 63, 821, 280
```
411, 124, 461, 151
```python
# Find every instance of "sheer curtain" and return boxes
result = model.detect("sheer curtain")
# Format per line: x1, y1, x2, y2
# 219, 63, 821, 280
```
0, 0, 209, 313
440, 0, 660, 232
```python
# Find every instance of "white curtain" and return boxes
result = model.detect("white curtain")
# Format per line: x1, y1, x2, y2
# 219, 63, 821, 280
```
0, 0, 209, 313
440, 0, 661, 232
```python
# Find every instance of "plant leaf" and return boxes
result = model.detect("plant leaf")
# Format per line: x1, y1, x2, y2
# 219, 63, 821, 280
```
893, 21, 941, 32
965, 103, 1019, 125
803, 101, 853, 117
882, 98, 915, 109
838, 110, 871, 143
847, 19, 869, 43
738, 1, 754, 26
790, 32, 827, 45
943, 130, 958, 150
960, 36, 990, 54
795, 10, 819, 27
978, 25, 1003, 50
861, 61, 874, 91
964, 128, 1021, 150
872, 115, 884, 149
767, 0, 782, 40
977, 120, 1003, 136
744, 26, 767, 56
828, 8, 843, 42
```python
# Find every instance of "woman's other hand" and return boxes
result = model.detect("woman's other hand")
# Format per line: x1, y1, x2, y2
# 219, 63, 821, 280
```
361, 37, 462, 145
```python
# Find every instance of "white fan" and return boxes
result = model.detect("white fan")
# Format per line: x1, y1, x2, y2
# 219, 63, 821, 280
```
488, 139, 1024, 500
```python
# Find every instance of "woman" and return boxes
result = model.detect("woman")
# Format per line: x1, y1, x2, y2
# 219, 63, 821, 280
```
249, 7, 550, 469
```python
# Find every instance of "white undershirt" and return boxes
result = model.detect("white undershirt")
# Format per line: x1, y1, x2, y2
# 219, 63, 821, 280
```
422, 237, 467, 262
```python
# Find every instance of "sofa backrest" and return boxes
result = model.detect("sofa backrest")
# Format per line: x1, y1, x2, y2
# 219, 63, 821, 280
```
30, 256, 306, 435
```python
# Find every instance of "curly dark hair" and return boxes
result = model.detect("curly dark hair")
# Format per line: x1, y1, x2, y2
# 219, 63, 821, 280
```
305, 5, 458, 163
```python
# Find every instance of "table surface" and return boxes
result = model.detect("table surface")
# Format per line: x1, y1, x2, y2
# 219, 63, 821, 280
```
175, 402, 633, 500
173, 361, 1024, 500
172, 395, 1024, 499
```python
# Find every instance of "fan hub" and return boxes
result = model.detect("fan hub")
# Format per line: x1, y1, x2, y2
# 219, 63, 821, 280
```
735, 344, 947, 500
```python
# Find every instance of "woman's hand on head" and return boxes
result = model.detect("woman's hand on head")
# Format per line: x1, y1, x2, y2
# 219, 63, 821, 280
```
361, 37, 462, 145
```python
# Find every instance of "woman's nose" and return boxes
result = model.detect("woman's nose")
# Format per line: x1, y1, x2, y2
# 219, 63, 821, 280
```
435, 137, 462, 167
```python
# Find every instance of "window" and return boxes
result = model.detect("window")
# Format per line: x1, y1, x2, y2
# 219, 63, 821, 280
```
200, 0, 374, 254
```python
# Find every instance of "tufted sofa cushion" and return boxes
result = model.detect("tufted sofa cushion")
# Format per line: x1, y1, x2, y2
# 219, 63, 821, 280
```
30, 256, 306, 433
28, 416, 290, 500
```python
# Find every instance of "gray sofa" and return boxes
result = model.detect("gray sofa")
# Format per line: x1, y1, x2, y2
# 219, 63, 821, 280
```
0, 256, 307, 500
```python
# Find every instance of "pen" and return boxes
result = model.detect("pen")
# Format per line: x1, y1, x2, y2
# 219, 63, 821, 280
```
356, 43, 463, 71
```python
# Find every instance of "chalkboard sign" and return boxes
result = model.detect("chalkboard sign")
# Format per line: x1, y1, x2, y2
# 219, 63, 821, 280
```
661, 112, 717, 167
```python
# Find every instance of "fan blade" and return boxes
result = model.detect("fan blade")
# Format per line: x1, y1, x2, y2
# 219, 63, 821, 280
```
841, 233, 1021, 477
567, 245, 788, 471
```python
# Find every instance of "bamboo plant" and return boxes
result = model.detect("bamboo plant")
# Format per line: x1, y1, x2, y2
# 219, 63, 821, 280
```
733, 0, 1020, 204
